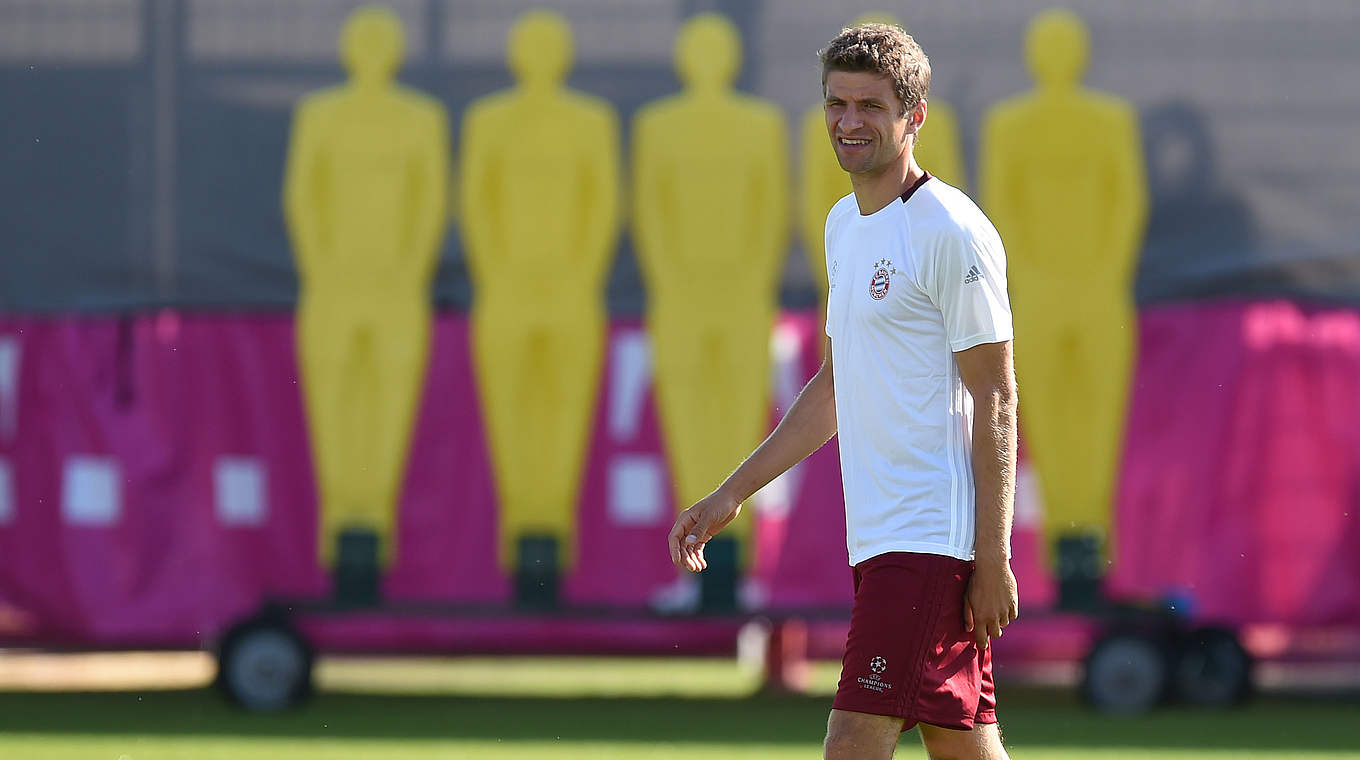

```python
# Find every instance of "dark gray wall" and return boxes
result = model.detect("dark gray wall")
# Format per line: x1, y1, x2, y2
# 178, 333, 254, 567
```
3, 0, 1358, 314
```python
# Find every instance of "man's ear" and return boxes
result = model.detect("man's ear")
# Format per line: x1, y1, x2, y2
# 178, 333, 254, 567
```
905, 99, 927, 140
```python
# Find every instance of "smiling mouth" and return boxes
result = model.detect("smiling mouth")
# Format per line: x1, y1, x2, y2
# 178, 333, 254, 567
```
838, 137, 871, 147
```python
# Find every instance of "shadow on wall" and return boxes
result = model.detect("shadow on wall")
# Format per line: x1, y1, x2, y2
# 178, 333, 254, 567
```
1135, 101, 1257, 305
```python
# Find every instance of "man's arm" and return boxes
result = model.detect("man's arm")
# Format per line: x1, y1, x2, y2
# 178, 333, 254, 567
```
668, 337, 838, 573
954, 339, 1020, 648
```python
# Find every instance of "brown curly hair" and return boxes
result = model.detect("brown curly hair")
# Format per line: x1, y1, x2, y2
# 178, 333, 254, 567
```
818, 23, 931, 115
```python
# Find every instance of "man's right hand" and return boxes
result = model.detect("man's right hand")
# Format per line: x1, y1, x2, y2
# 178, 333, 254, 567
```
667, 490, 742, 573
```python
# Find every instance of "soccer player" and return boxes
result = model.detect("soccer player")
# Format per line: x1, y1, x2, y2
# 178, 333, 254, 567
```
667, 24, 1018, 760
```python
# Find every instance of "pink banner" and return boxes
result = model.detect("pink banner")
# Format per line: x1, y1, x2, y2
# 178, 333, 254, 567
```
0, 300, 1357, 652
0, 311, 858, 647
1109, 301, 1360, 626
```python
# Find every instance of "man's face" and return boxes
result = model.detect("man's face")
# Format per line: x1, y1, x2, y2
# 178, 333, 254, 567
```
823, 70, 920, 176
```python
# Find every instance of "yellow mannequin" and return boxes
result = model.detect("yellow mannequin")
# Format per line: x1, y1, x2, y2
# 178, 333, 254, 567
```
283, 6, 449, 568
799, 13, 966, 298
633, 14, 789, 559
980, 9, 1148, 548
460, 10, 621, 573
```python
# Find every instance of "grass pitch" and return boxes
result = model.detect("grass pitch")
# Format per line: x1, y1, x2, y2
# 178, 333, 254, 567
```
0, 656, 1356, 759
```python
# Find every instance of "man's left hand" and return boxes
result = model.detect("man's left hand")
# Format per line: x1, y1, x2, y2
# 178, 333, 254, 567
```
964, 558, 1019, 650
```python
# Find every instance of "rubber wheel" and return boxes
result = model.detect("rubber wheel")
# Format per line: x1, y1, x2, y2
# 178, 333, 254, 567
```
216, 617, 314, 711
1173, 627, 1252, 707
1082, 631, 1171, 715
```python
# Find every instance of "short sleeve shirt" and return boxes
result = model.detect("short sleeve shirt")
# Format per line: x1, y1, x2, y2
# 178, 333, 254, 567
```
824, 174, 1013, 565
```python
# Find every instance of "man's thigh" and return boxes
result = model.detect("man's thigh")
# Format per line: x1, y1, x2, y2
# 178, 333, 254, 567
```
824, 709, 902, 760
918, 720, 1008, 760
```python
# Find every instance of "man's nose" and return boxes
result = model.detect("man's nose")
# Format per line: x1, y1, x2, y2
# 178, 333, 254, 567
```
840, 106, 864, 131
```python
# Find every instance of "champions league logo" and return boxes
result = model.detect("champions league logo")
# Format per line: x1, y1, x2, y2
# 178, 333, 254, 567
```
868, 259, 892, 300
858, 654, 893, 692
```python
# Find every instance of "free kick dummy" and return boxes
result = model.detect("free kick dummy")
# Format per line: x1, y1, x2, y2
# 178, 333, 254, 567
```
800, 13, 966, 302
980, 9, 1148, 576
633, 14, 788, 608
459, 10, 621, 598
283, 7, 449, 582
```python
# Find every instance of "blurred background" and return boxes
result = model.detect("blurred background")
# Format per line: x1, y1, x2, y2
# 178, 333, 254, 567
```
1, 1, 1359, 758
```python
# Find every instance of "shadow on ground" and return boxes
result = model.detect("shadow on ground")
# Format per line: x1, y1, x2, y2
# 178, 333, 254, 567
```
0, 688, 1356, 752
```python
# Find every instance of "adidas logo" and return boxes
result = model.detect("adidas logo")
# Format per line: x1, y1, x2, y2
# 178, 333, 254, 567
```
963, 265, 982, 285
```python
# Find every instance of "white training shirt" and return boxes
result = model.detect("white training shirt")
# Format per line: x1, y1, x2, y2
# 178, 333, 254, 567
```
824, 173, 1013, 566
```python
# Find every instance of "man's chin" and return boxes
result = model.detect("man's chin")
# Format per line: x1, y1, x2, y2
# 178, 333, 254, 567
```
836, 156, 873, 174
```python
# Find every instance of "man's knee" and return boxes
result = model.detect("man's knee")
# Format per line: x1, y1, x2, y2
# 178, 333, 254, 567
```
918, 721, 1008, 760
824, 709, 902, 760
822, 731, 859, 760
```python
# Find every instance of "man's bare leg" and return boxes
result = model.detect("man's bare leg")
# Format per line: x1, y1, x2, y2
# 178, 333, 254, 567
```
825, 708, 902, 760
918, 721, 1009, 760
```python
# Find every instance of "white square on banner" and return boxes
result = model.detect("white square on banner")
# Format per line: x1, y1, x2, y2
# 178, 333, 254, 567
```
607, 329, 652, 443
0, 336, 19, 442
608, 454, 665, 526
1015, 461, 1044, 528
215, 457, 267, 527
0, 457, 13, 525
62, 457, 121, 526
753, 463, 801, 521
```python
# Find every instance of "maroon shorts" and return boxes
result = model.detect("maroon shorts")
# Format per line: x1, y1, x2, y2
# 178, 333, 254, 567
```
832, 551, 997, 732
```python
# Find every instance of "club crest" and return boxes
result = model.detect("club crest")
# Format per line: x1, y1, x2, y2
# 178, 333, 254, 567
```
868, 259, 893, 300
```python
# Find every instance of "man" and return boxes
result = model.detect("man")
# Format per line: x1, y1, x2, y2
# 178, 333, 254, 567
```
667, 24, 1018, 760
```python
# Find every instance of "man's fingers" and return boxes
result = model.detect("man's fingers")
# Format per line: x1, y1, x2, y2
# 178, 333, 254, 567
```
668, 523, 683, 567
962, 599, 975, 632
683, 541, 707, 573
669, 507, 708, 568
678, 519, 707, 572
971, 609, 1006, 649
682, 517, 714, 574
667, 513, 694, 568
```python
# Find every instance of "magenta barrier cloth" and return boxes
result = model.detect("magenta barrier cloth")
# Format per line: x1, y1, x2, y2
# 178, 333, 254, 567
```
0, 300, 1357, 651
0, 311, 856, 647
294, 615, 750, 657
1109, 301, 1360, 626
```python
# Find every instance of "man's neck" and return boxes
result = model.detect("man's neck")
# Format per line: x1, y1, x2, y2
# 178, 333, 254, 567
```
850, 151, 924, 216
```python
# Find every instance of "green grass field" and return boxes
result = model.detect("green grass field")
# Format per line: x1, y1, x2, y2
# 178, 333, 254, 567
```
0, 657, 1356, 759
